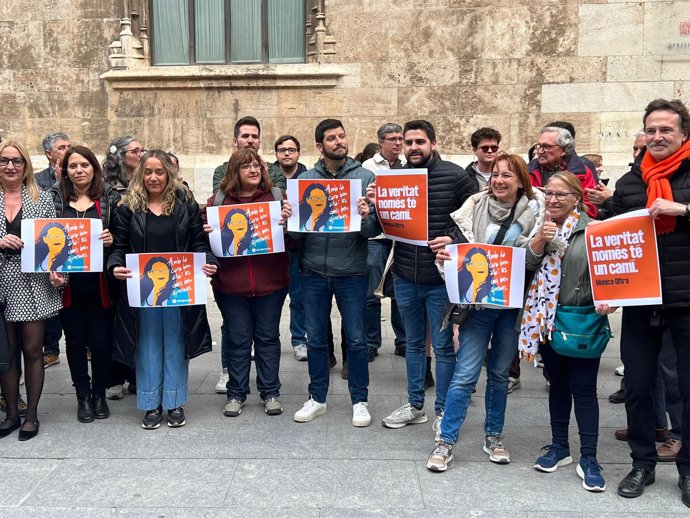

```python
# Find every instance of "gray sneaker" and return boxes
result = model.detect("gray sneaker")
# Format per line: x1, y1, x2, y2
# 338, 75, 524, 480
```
264, 397, 283, 416
427, 441, 454, 472
382, 403, 428, 429
223, 398, 245, 417
483, 434, 510, 464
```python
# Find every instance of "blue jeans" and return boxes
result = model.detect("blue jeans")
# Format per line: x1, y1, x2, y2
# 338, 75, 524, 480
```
288, 251, 307, 347
366, 240, 406, 349
393, 275, 456, 415
439, 308, 519, 444
302, 269, 368, 404
214, 288, 287, 401
136, 307, 188, 411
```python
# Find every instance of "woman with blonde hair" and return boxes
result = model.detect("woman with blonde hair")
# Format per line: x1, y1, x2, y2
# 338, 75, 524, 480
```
0, 141, 63, 440
109, 150, 218, 429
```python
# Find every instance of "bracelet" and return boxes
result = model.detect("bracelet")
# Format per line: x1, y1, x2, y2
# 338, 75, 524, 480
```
527, 242, 543, 257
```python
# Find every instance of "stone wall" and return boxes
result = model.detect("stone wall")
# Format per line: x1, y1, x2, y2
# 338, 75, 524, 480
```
2, 0, 689, 200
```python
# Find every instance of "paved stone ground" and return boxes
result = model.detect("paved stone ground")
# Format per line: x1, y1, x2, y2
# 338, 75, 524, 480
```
1, 297, 689, 517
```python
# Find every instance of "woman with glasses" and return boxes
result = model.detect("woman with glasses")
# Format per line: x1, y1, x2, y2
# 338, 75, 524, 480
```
204, 149, 290, 418
0, 141, 63, 441
103, 136, 145, 400
109, 150, 218, 429
49, 146, 120, 423
426, 152, 546, 472
520, 172, 615, 492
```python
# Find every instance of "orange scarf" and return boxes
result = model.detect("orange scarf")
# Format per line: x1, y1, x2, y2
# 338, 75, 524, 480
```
641, 139, 690, 235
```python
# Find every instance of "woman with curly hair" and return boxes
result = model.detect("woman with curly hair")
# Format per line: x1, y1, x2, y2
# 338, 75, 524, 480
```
109, 150, 218, 429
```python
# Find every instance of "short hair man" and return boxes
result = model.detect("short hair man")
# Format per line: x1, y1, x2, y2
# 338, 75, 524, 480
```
269, 135, 307, 183
35, 132, 70, 191
546, 120, 600, 183
608, 99, 690, 507
381, 120, 478, 430
269, 135, 310, 361
633, 129, 646, 161
529, 126, 598, 217
290, 119, 382, 427
212, 116, 262, 193
466, 127, 502, 190
362, 123, 406, 171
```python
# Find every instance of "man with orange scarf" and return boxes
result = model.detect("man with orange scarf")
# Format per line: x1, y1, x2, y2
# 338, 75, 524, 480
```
607, 99, 690, 508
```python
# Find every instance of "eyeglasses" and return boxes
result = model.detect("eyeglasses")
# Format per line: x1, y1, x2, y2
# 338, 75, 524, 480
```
239, 161, 261, 171
544, 191, 576, 201
535, 143, 559, 152
383, 137, 404, 143
0, 157, 26, 167
276, 147, 298, 154
477, 145, 499, 153
308, 195, 326, 202
125, 147, 147, 156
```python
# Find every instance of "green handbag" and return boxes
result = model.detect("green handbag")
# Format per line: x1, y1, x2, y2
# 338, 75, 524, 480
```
550, 305, 611, 359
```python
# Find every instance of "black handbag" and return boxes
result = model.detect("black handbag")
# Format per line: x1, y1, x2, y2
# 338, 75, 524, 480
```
0, 301, 10, 373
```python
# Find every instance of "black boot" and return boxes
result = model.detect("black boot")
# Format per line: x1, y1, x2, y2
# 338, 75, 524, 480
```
92, 395, 110, 419
77, 395, 95, 423
608, 378, 626, 404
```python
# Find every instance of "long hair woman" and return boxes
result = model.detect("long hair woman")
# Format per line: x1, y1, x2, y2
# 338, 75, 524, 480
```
50, 145, 120, 423
0, 141, 63, 441
109, 150, 218, 429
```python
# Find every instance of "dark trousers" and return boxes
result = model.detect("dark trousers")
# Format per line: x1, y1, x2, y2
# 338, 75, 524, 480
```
60, 291, 114, 398
621, 306, 690, 476
540, 342, 600, 457
655, 331, 683, 438
42, 315, 62, 356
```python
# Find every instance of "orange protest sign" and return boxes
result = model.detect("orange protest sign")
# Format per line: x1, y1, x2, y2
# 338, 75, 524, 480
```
286, 179, 362, 233
374, 169, 428, 246
585, 209, 662, 306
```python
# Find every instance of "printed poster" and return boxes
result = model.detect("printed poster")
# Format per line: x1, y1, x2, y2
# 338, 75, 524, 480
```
585, 209, 662, 306
206, 201, 285, 257
21, 218, 104, 272
374, 169, 428, 246
286, 178, 362, 233
444, 243, 526, 308
125, 252, 207, 308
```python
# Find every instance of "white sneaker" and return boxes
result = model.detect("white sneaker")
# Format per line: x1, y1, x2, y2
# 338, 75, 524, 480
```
215, 368, 229, 394
293, 344, 308, 361
615, 365, 624, 377
294, 397, 327, 423
106, 384, 124, 400
352, 402, 371, 427
19, 374, 24, 386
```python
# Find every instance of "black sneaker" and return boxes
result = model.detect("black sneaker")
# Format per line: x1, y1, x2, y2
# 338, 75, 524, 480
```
367, 347, 378, 362
142, 405, 163, 429
167, 407, 186, 428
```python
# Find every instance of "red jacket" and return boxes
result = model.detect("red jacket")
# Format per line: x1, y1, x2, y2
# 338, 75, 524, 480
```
204, 189, 289, 297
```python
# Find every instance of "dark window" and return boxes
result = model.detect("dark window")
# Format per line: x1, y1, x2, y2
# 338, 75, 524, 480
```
151, 0, 305, 65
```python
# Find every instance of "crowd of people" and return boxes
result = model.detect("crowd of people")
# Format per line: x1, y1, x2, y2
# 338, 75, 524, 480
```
0, 98, 689, 507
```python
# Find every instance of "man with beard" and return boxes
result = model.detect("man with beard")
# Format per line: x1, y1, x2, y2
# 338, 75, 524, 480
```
381, 119, 478, 431
290, 119, 382, 427
212, 116, 266, 193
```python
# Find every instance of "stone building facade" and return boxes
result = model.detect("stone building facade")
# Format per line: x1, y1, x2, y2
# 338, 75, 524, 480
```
1, 0, 689, 199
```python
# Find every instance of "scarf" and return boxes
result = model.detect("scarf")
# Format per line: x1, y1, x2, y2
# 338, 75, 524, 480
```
518, 209, 581, 361
641, 139, 690, 235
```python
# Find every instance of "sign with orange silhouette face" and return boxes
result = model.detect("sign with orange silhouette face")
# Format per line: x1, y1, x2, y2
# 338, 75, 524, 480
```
286, 179, 362, 233
124, 252, 207, 307
206, 201, 284, 257
585, 209, 662, 306
444, 243, 526, 308
21, 218, 103, 273
374, 169, 428, 246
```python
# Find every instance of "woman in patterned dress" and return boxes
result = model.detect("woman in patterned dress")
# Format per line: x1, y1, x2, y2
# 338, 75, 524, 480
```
0, 141, 63, 441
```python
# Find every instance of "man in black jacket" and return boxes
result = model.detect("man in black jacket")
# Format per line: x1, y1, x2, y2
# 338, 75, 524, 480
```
381, 120, 478, 430
610, 99, 690, 508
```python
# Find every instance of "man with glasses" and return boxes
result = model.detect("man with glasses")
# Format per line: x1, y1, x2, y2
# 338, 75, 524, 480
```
269, 135, 307, 188
35, 132, 70, 369
212, 116, 263, 193
360, 123, 408, 361
529, 126, 597, 217
269, 136, 309, 361
465, 127, 502, 191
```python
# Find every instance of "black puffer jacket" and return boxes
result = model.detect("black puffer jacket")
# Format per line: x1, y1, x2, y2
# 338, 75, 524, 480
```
608, 151, 690, 308
393, 153, 478, 285
107, 189, 220, 367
